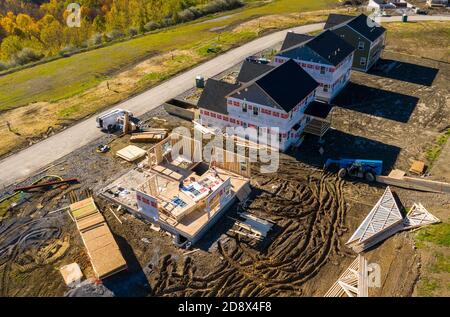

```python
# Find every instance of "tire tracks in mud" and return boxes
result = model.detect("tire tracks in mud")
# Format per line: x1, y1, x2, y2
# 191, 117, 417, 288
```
149, 170, 349, 297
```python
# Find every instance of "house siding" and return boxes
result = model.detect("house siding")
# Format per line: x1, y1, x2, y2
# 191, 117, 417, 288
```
330, 24, 385, 72
272, 55, 353, 102
368, 33, 385, 70
198, 88, 318, 152
331, 25, 370, 71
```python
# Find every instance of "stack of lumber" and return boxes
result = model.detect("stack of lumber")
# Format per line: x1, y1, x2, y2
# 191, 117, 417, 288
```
116, 145, 147, 162
324, 255, 368, 297
346, 187, 405, 253
376, 169, 450, 194
130, 129, 168, 143
230, 213, 273, 241
70, 198, 127, 280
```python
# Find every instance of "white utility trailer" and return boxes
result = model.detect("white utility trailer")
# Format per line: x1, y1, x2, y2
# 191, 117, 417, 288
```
96, 109, 134, 132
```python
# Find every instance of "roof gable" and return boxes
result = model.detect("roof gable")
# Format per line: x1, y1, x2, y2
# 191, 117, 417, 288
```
230, 84, 281, 110
230, 59, 319, 113
197, 79, 241, 115
324, 13, 354, 30
347, 14, 386, 42
279, 30, 355, 66
254, 59, 319, 112
237, 61, 274, 83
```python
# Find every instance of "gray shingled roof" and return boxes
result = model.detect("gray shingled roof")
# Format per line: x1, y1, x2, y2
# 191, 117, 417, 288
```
325, 13, 386, 42
237, 61, 274, 83
280, 32, 314, 51
324, 14, 355, 30
280, 30, 355, 66
230, 59, 319, 113
347, 14, 386, 42
197, 79, 241, 115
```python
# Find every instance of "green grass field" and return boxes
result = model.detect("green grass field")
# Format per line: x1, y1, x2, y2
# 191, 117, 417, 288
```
0, 0, 337, 112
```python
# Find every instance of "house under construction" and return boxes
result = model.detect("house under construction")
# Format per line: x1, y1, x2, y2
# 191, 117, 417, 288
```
100, 133, 252, 246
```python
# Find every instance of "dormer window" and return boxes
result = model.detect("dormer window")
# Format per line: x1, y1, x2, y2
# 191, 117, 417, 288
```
242, 103, 247, 113
320, 66, 326, 75
358, 41, 365, 50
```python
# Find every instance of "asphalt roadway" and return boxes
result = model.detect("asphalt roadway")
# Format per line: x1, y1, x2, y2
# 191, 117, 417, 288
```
1, 15, 449, 188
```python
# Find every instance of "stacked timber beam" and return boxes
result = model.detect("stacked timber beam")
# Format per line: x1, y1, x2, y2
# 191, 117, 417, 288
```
324, 255, 368, 297
377, 169, 450, 194
130, 129, 168, 143
70, 197, 127, 280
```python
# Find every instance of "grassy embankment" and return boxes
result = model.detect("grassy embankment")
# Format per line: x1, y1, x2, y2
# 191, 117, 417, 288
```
414, 218, 450, 296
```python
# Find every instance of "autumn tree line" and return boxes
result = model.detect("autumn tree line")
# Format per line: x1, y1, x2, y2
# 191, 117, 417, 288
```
0, 0, 243, 70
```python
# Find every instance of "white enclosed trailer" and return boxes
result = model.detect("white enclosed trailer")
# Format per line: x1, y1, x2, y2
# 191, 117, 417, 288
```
96, 109, 134, 131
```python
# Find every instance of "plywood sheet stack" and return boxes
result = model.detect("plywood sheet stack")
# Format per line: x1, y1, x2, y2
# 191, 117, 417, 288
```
70, 198, 127, 280
116, 145, 147, 162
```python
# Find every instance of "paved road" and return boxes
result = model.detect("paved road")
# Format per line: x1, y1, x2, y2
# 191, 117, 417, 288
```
1, 15, 449, 188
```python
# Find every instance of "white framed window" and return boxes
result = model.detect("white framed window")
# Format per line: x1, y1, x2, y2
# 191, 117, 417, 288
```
253, 106, 259, 116
323, 84, 329, 92
320, 66, 326, 75
242, 103, 247, 113
360, 57, 367, 66
358, 41, 365, 50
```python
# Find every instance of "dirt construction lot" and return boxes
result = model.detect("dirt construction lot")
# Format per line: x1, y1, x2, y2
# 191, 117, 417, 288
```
0, 22, 449, 297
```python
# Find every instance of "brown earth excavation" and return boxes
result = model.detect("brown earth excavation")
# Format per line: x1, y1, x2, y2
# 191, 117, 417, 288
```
0, 27, 449, 296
